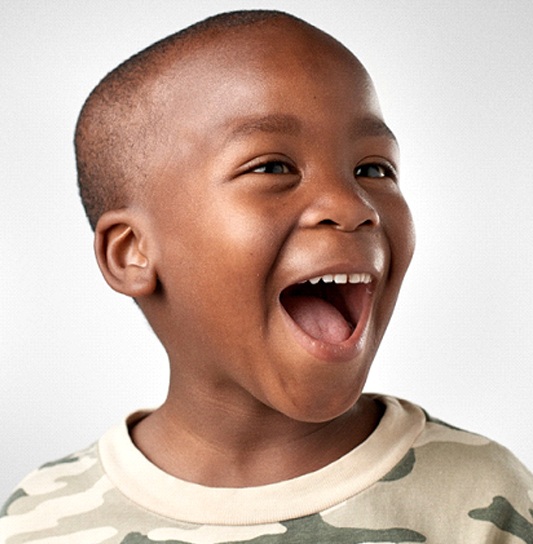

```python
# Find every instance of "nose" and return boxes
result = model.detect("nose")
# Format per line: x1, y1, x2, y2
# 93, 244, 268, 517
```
299, 173, 380, 232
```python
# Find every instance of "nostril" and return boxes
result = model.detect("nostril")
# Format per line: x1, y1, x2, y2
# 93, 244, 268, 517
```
318, 217, 376, 229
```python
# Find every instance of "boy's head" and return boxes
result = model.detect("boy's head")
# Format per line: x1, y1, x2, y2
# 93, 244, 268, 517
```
76, 11, 415, 422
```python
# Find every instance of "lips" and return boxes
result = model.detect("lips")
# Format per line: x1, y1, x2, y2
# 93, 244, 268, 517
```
280, 273, 372, 345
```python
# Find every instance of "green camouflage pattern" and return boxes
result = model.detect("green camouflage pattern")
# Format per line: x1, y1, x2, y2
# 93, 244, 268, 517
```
1, 416, 532, 543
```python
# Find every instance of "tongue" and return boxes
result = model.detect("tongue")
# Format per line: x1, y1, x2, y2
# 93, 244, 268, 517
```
283, 295, 353, 344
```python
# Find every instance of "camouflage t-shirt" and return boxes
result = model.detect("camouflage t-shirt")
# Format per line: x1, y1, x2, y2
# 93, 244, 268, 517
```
1, 395, 532, 543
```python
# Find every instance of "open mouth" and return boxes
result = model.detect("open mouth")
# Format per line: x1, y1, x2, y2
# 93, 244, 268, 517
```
280, 273, 372, 345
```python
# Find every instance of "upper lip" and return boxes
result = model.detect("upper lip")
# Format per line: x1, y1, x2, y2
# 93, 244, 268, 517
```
276, 237, 386, 296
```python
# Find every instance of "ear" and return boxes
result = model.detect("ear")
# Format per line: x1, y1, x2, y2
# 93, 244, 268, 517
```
94, 209, 157, 298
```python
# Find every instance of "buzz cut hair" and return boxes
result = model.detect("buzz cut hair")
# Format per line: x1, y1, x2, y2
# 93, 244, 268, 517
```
75, 10, 307, 230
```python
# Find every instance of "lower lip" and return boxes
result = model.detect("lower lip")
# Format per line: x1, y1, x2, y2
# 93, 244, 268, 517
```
279, 293, 373, 364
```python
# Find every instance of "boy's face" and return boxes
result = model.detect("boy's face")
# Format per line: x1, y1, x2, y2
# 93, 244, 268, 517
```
141, 22, 415, 422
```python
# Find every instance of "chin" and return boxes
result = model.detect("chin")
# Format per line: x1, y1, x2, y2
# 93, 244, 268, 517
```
275, 386, 364, 424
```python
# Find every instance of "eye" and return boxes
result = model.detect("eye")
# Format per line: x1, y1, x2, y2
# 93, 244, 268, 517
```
355, 162, 396, 180
250, 161, 292, 174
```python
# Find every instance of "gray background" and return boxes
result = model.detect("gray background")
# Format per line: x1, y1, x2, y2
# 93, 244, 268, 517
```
1, 0, 532, 498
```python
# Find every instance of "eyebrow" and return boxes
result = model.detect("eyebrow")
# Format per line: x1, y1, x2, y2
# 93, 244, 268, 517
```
352, 116, 398, 144
228, 114, 302, 140
226, 113, 397, 144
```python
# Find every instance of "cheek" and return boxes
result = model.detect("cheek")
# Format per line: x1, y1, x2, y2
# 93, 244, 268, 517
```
382, 193, 416, 276
370, 195, 415, 337
205, 197, 290, 276
397, 203, 416, 272
157, 208, 282, 324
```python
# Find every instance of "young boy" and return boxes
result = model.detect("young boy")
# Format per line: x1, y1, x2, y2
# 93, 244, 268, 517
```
1, 10, 532, 543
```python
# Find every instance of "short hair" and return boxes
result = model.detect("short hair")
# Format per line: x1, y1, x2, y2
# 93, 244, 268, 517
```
75, 10, 309, 230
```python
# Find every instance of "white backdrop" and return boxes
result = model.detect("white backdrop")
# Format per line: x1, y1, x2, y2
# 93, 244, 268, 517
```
1, 0, 532, 499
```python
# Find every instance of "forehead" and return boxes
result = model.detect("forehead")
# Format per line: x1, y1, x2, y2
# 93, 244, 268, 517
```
155, 20, 378, 118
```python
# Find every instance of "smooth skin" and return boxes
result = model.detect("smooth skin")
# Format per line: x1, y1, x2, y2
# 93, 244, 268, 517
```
95, 19, 415, 487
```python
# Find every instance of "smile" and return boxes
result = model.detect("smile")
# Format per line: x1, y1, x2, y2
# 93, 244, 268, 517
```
280, 272, 374, 349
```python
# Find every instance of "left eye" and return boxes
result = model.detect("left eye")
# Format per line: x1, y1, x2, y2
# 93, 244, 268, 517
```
355, 163, 394, 179
251, 161, 291, 174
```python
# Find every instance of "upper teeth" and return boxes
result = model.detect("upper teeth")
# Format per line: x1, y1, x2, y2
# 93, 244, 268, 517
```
305, 273, 372, 285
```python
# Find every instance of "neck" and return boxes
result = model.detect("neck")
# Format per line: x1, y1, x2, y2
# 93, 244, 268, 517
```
131, 388, 382, 487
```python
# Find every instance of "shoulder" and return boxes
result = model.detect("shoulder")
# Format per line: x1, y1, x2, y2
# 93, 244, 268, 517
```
0, 442, 110, 540
359, 396, 533, 541
2, 442, 102, 511
408, 409, 533, 540
413, 411, 532, 488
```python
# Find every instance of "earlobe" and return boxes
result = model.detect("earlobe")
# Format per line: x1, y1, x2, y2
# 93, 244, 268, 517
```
94, 210, 157, 298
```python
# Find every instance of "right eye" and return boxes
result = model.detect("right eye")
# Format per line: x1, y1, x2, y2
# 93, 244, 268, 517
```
250, 161, 292, 174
